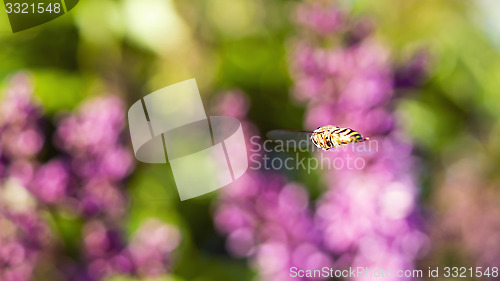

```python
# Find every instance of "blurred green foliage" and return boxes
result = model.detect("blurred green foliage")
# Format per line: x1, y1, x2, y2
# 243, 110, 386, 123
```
2, 0, 500, 280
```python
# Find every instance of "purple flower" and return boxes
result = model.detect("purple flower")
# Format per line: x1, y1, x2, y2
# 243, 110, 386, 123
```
394, 50, 431, 88
128, 219, 181, 277
55, 96, 126, 157
213, 90, 332, 280
0, 74, 49, 281
78, 181, 127, 218
213, 2, 430, 280
54, 95, 134, 217
0, 73, 181, 281
290, 1, 428, 278
0, 213, 52, 281
0, 74, 44, 162
79, 218, 181, 280
82, 220, 133, 280
29, 159, 69, 203
6, 160, 36, 188
294, 2, 344, 36
432, 160, 500, 279
211, 89, 250, 119
215, 172, 332, 281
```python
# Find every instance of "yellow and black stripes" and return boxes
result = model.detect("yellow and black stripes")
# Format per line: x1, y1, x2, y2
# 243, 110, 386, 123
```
310, 125, 369, 151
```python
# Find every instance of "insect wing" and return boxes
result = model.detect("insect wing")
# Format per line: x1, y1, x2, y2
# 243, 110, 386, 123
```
266, 130, 312, 149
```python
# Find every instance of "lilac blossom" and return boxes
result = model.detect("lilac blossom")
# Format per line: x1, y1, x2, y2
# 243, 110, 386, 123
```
432, 159, 500, 280
0, 212, 52, 281
294, 1, 344, 36
214, 1, 429, 280
55, 95, 134, 183
23, 95, 134, 218
213, 91, 332, 281
128, 219, 181, 277
215, 172, 332, 281
53, 96, 179, 280
82, 220, 134, 280
0, 74, 50, 281
0, 74, 44, 181
30, 159, 69, 204
394, 50, 431, 89
0, 74, 180, 281
290, 0, 428, 278
79, 218, 181, 281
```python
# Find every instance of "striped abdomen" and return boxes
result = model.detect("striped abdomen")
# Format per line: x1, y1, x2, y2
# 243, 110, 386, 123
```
310, 125, 368, 150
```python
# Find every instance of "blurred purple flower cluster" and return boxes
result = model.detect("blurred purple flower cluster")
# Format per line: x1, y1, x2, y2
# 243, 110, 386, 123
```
291, 0, 428, 277
292, 0, 428, 280
0, 74, 179, 281
48, 95, 134, 217
0, 74, 44, 183
0, 74, 48, 281
433, 159, 500, 279
213, 92, 332, 281
294, 1, 343, 36
214, 1, 429, 280
0, 211, 52, 281
80, 218, 180, 280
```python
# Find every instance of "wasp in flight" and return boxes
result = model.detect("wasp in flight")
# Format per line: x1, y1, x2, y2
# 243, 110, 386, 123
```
266, 125, 369, 151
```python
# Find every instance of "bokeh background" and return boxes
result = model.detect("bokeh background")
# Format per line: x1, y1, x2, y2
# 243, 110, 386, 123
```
1, 0, 500, 280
